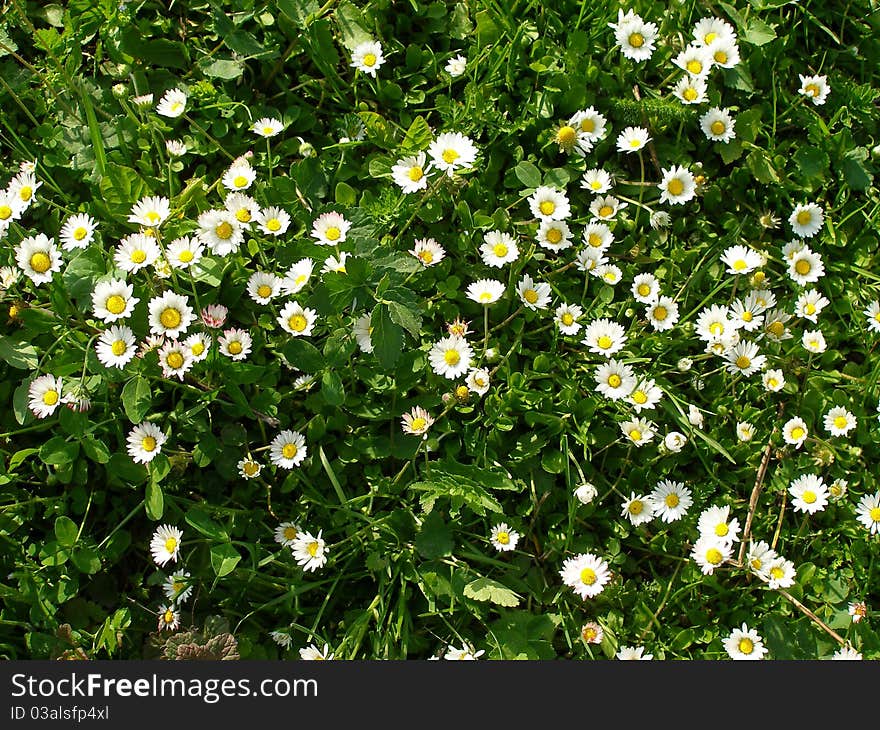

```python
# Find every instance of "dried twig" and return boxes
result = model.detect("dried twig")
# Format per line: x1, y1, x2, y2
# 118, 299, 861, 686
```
778, 588, 846, 647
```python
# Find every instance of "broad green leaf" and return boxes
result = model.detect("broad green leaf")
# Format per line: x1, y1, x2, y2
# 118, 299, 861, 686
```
54, 516, 79, 547
145, 481, 164, 521
371, 303, 404, 370
282, 338, 325, 373
321, 369, 345, 406
415, 511, 454, 559
464, 577, 521, 607
0, 337, 38, 369
39, 437, 79, 465
400, 116, 433, 154
210, 543, 241, 577
186, 508, 229, 541
122, 376, 152, 423
70, 546, 102, 574
514, 160, 542, 188
743, 18, 777, 46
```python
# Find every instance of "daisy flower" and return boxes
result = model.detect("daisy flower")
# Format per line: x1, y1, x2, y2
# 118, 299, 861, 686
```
221, 159, 257, 192
466, 367, 491, 396
148, 291, 194, 339
721, 245, 763, 275
157, 340, 193, 380
766, 557, 797, 589
156, 88, 187, 118
555, 303, 583, 336
535, 220, 572, 253
427, 132, 478, 177
59, 213, 97, 250
528, 186, 570, 221
831, 646, 862, 661
166, 140, 187, 156
278, 301, 318, 337
824, 406, 856, 437
559, 552, 611, 599
698, 505, 741, 544
788, 247, 825, 285
0, 190, 24, 231
252, 117, 284, 137
688, 405, 705, 428
350, 40, 385, 76
730, 296, 766, 332
443, 644, 484, 660
650, 210, 671, 229
28, 374, 63, 419
445, 54, 467, 77
163, 571, 193, 604
166, 236, 204, 269
581, 622, 604, 645
196, 210, 244, 256
574, 482, 598, 505
848, 601, 868, 623
580, 168, 613, 194
95, 325, 137, 369
673, 44, 713, 78
645, 296, 679, 331
589, 195, 626, 221
16, 234, 62, 285
247, 271, 282, 305
410, 237, 445, 267
798, 74, 831, 105
802, 329, 827, 354
150, 524, 182, 566
789, 473, 829, 514
582, 222, 614, 252
649, 480, 693, 523
238, 457, 262, 480
789, 203, 824, 238
311, 211, 351, 245
575, 248, 607, 273
92, 279, 139, 323
218, 328, 252, 361
128, 195, 170, 228
517, 274, 552, 310
291, 529, 329, 572
616, 126, 650, 154
300, 644, 334, 660
700, 107, 736, 143
862, 301, 880, 332
632, 273, 660, 303
855, 491, 880, 535
693, 17, 737, 46
274, 522, 302, 547
392, 152, 431, 193
321, 252, 349, 274
763, 310, 793, 342
7, 170, 41, 208
610, 10, 658, 62
829, 478, 848, 502
269, 429, 307, 469
746, 540, 777, 579
594, 359, 637, 400
736, 422, 755, 441
428, 335, 473, 379
490, 523, 520, 552
281, 258, 315, 295
552, 120, 583, 155
620, 492, 654, 525
691, 535, 732, 575
658, 165, 696, 205
616, 646, 653, 660
157, 605, 180, 632
352, 312, 374, 353
671, 75, 708, 105
724, 624, 767, 660
224, 192, 261, 225
627, 378, 663, 412
725, 340, 766, 376
620, 417, 656, 447
709, 38, 740, 68
476, 230, 517, 267
568, 107, 607, 146
581, 318, 627, 357
183, 332, 211, 362
782, 416, 809, 449
401, 406, 434, 437
256, 206, 291, 237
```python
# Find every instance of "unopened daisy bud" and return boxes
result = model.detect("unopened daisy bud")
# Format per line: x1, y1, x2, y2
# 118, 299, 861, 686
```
484, 347, 499, 363
132, 93, 154, 109
574, 482, 598, 505
200, 304, 228, 329
677, 357, 693, 372
297, 138, 316, 158
454, 384, 470, 402
112, 83, 127, 98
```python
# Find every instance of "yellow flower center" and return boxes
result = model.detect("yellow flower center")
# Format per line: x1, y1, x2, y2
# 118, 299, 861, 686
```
804, 83, 820, 97
170, 102, 182, 113
796, 211, 812, 226
493, 243, 509, 257
497, 531, 510, 545
444, 349, 460, 366
704, 32, 718, 44
111, 340, 127, 356
73, 226, 88, 240
751, 558, 762, 570
539, 200, 556, 216
173, 581, 185, 593
29, 252, 51, 273
714, 51, 728, 64
257, 285, 272, 298
628, 429, 643, 442
407, 166, 424, 182
653, 306, 668, 321
283, 526, 298, 540
0, 205, 11, 219
706, 548, 723, 565
632, 390, 648, 404
735, 355, 751, 369
419, 250, 434, 264
790, 427, 805, 440
738, 638, 754, 654
667, 179, 685, 196
598, 205, 613, 218
742, 311, 753, 322
42, 389, 59, 406
802, 490, 817, 504
190, 342, 205, 356
146, 211, 161, 224
282, 443, 298, 459
597, 335, 613, 350
869, 507, 880, 522
683, 87, 698, 101
160, 307, 182, 329
686, 60, 703, 74
235, 208, 252, 223
363, 53, 377, 67
163, 610, 174, 624
19, 185, 32, 201
166, 352, 184, 369
556, 125, 577, 145
546, 228, 563, 244
523, 289, 539, 304
263, 126, 275, 135
768, 321, 784, 337
233, 175, 248, 188
227, 341, 243, 355
710, 120, 726, 135
608, 374, 622, 388
266, 218, 282, 232
795, 259, 811, 275
833, 415, 848, 429
442, 148, 459, 164
106, 295, 126, 315
178, 249, 194, 263
479, 291, 493, 302
242, 460, 259, 476
714, 523, 729, 537
770, 566, 784, 579
325, 226, 341, 241
561, 313, 574, 326
637, 283, 651, 297
580, 567, 597, 585
140, 436, 157, 453
629, 138, 642, 148
307, 541, 320, 557
163, 535, 176, 552
665, 494, 680, 507
733, 259, 747, 271
288, 314, 308, 332
628, 32, 644, 48
709, 322, 724, 336
767, 378, 778, 388
130, 249, 147, 264
580, 118, 595, 133
588, 233, 603, 248
410, 417, 426, 431
215, 222, 233, 240
590, 180, 602, 190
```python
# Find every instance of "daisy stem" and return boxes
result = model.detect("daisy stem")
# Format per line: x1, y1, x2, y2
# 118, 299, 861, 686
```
423, 440, 431, 478
482, 305, 489, 356
634, 151, 645, 230
266, 137, 273, 182
184, 114, 235, 161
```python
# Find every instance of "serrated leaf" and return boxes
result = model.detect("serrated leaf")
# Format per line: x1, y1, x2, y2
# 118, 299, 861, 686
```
281, 339, 324, 373
464, 577, 521, 607
386, 299, 421, 338
321, 369, 345, 406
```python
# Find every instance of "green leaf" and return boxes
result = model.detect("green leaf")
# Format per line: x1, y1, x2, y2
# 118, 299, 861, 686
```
371, 303, 404, 370
199, 58, 245, 80
54, 516, 79, 548
386, 299, 422, 338
186, 508, 228, 541
97, 165, 148, 218
400, 116, 433, 154
321, 369, 345, 406
63, 247, 106, 302
39, 437, 79, 465
464, 577, 521, 607
119, 27, 188, 68
842, 150, 872, 191
514, 160, 542, 188
70, 546, 102, 574
0, 336, 38, 369
210, 543, 241, 577
81, 437, 110, 464
335, 0, 372, 51
743, 18, 777, 46
145, 481, 164, 521
793, 146, 830, 180
415, 511, 454, 559
122, 376, 152, 423
281, 339, 325, 373
746, 149, 780, 184
358, 111, 396, 149
335, 181, 357, 206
